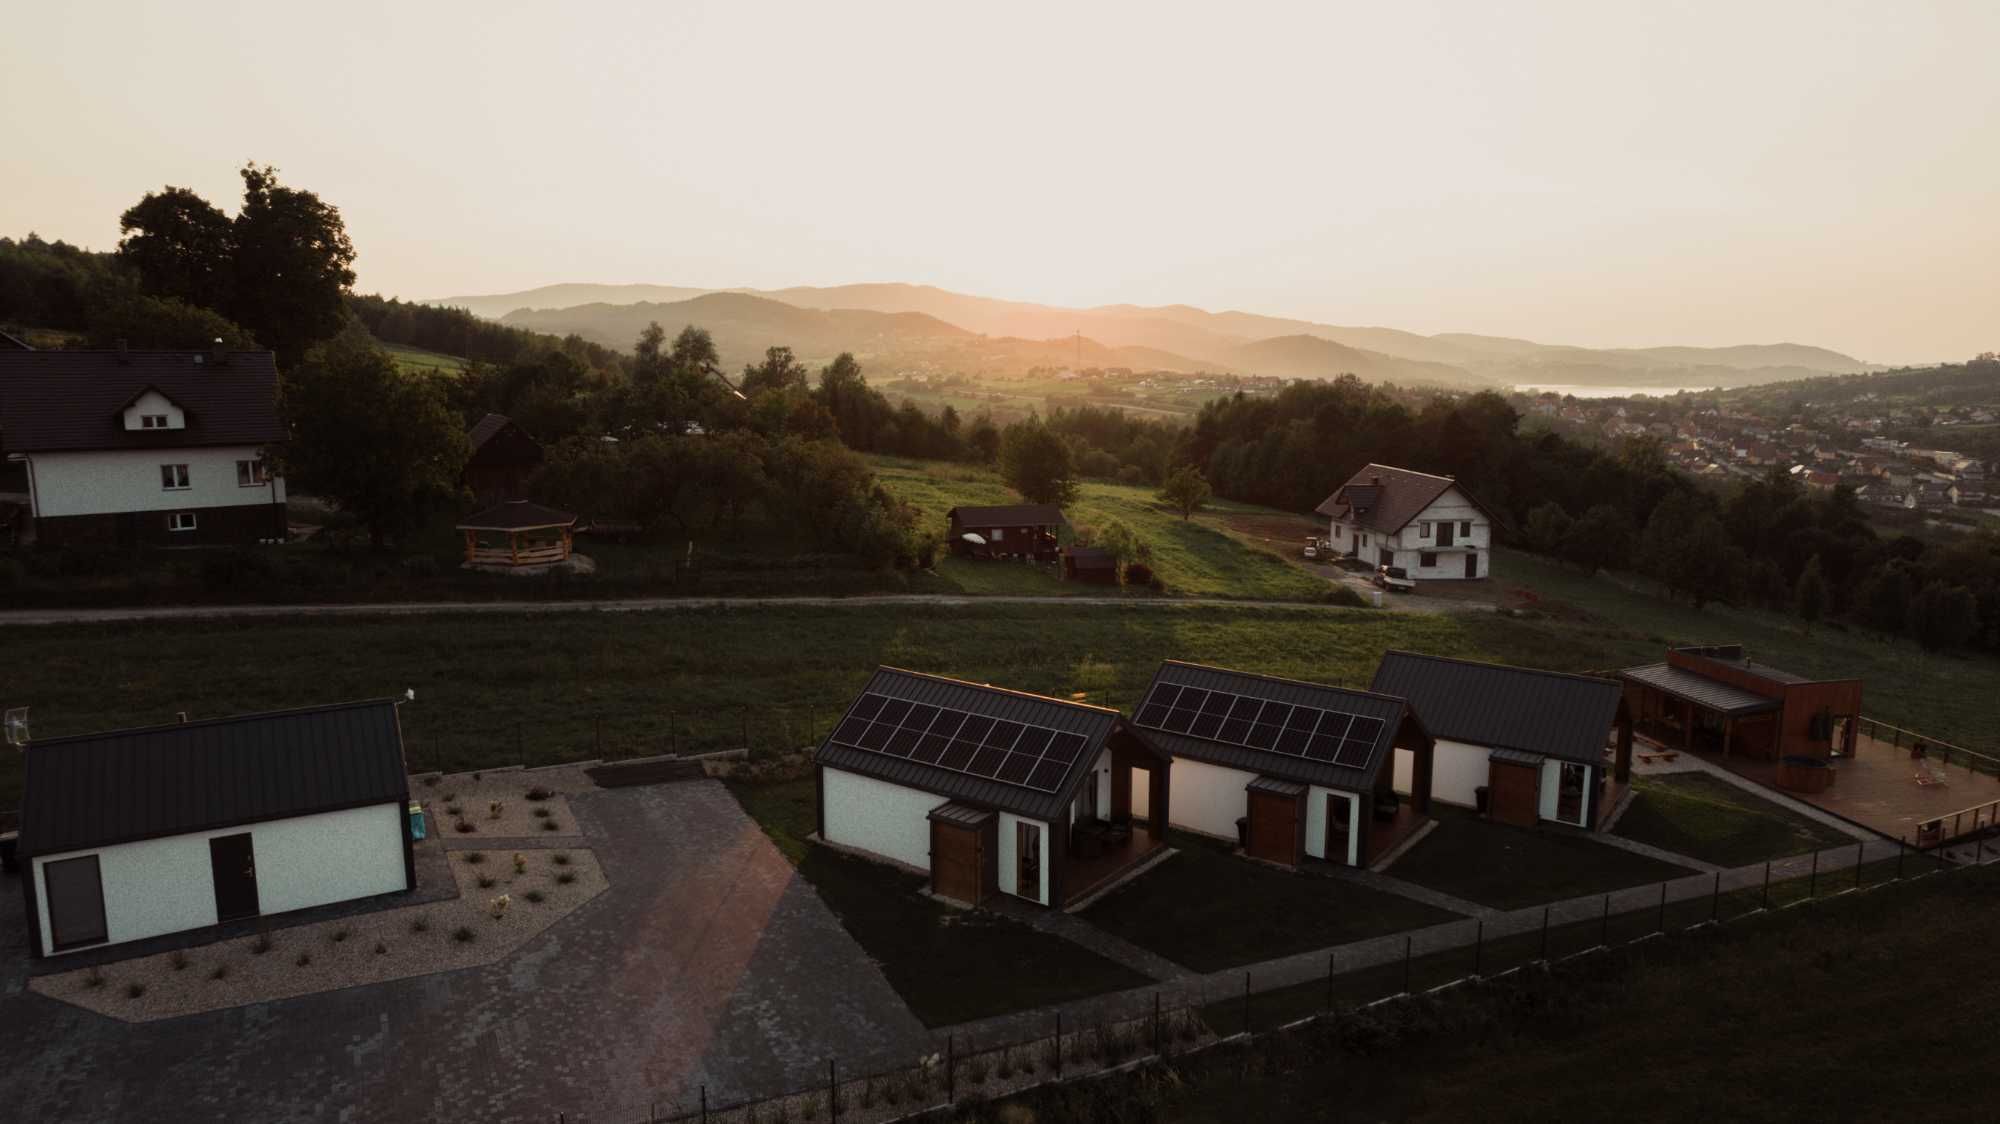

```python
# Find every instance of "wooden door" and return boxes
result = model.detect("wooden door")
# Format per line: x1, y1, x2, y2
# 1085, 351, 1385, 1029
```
1437, 521, 1455, 547
209, 833, 261, 922
1246, 789, 1300, 866
930, 821, 984, 905
43, 854, 109, 950
1464, 551, 1477, 578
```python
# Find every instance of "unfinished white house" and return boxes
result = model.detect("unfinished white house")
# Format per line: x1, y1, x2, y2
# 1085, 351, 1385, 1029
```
1315, 463, 1497, 581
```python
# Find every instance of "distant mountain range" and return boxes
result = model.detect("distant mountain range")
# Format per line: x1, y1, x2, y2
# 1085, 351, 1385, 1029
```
426, 281, 1881, 390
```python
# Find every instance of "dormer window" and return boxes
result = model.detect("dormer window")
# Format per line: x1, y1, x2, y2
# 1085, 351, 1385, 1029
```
140, 414, 168, 429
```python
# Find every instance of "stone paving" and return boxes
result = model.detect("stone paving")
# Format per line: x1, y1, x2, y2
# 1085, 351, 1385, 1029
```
0, 780, 929, 1122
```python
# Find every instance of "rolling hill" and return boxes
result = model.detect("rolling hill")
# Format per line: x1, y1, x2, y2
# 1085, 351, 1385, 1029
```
433, 280, 1880, 390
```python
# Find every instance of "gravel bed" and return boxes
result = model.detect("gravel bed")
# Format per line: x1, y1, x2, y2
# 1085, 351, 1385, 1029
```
415, 765, 591, 840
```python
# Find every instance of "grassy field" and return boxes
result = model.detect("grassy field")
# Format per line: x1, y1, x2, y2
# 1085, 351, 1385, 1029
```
1387, 808, 1697, 909
382, 341, 468, 376
1084, 832, 1462, 971
978, 863, 2000, 1123
727, 778, 1150, 1025
1613, 772, 1857, 866
869, 456, 1331, 602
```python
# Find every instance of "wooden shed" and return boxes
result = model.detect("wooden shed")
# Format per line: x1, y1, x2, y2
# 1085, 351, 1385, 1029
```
946, 504, 1066, 562
462, 413, 544, 505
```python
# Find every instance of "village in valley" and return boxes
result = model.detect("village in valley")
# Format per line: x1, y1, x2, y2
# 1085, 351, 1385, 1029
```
4, 5, 2000, 1122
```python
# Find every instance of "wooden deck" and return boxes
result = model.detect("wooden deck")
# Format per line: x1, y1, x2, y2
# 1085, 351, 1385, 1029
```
1367, 803, 1431, 863
1066, 821, 1165, 902
1671, 733, 2000, 846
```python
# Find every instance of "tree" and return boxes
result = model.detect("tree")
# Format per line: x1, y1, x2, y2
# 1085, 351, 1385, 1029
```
1083, 519, 1151, 567
228, 165, 357, 365
739, 346, 809, 396
1561, 504, 1634, 575
1854, 560, 1918, 636
998, 419, 1078, 506
86, 293, 256, 350
1156, 464, 1211, 520
1908, 582, 1978, 652
965, 414, 1001, 462
116, 187, 234, 309
1794, 554, 1828, 634
278, 332, 468, 547
1524, 501, 1573, 556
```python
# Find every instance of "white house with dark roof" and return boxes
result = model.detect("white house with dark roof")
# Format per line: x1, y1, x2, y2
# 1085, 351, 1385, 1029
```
1315, 463, 1496, 581
1370, 651, 1631, 831
1130, 661, 1436, 868
0, 345, 287, 547
16, 699, 414, 957
814, 667, 1173, 909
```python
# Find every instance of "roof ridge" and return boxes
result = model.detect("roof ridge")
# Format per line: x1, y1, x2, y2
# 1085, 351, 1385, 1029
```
27, 697, 401, 747
874, 666, 1121, 715
1374, 649, 1620, 688
1359, 462, 1457, 483
1159, 659, 1410, 705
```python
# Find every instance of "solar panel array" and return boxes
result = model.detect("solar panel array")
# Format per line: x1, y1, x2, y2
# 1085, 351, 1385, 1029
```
1134, 683, 1384, 768
830, 692, 1091, 793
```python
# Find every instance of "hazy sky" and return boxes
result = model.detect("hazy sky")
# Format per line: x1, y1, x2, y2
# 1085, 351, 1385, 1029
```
4, 1, 1995, 363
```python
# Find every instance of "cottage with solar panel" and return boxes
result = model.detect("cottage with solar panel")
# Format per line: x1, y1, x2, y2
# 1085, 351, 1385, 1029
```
814, 668, 1173, 909
1370, 651, 1633, 830
15, 700, 416, 958
1132, 661, 1436, 868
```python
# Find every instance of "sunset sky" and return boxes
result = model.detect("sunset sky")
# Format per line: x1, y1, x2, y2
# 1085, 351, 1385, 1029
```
3, 0, 1994, 363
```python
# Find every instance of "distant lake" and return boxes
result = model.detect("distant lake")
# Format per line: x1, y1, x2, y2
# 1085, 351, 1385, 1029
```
1513, 384, 1724, 400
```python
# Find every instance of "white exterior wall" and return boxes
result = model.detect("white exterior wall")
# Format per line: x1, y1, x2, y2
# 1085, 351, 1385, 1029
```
1431, 739, 1495, 806
1168, 757, 1255, 839
996, 812, 1049, 904
123, 389, 187, 431
1334, 486, 1491, 580
820, 767, 945, 870
32, 802, 406, 955
29, 445, 285, 518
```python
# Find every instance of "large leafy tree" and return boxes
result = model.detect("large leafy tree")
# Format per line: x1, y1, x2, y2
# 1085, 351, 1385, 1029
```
1156, 464, 1212, 520
116, 187, 235, 309
279, 332, 467, 547
1794, 554, 1828, 634
230, 164, 356, 365
998, 418, 1079, 506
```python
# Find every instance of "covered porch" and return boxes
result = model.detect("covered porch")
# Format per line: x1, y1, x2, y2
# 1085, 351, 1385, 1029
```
457, 500, 577, 569
1622, 664, 1788, 761
1058, 729, 1172, 908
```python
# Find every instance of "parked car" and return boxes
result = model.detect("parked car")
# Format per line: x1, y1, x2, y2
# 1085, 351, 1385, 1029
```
1374, 564, 1416, 592
1303, 537, 1320, 559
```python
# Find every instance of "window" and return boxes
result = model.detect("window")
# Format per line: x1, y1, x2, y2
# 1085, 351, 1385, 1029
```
1419, 521, 1431, 538
140, 414, 168, 429
236, 459, 269, 487
1419, 551, 1438, 568
160, 464, 190, 490
1359, 533, 1369, 548
168, 512, 197, 533
991, 528, 1005, 541
43, 855, 108, 950
1459, 520, 1472, 537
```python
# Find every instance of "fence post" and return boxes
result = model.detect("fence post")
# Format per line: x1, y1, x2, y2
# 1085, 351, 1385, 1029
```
1242, 971, 1251, 1036
1325, 953, 1336, 1012
1656, 882, 1667, 933
1055, 1011, 1062, 1079
1897, 835, 1905, 880
1808, 849, 1818, 899
1473, 920, 1483, 977
594, 716, 601, 755
946, 1034, 954, 1104
1402, 935, 1412, 994
1855, 841, 1865, 888
1154, 992, 1162, 1055
671, 711, 678, 755
700, 1085, 706, 1124
828, 1058, 837, 1121
1600, 894, 1610, 946
1540, 906, 1550, 962
1711, 871, 1720, 923
1762, 860, 1771, 910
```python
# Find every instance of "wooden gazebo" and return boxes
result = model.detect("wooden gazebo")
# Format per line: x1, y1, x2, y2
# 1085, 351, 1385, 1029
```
456, 501, 577, 567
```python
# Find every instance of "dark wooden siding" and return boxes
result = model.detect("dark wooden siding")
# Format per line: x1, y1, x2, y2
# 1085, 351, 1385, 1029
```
1246, 788, 1301, 866
930, 819, 986, 905
1487, 758, 1540, 828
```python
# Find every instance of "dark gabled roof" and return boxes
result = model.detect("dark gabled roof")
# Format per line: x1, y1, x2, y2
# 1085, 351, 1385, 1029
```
467, 412, 512, 450
1618, 663, 1781, 718
1313, 463, 1494, 535
18, 699, 410, 858
1, 328, 34, 350
1369, 651, 1623, 765
0, 349, 284, 453
946, 504, 1068, 528
816, 667, 1144, 822
456, 500, 576, 531
1132, 661, 1420, 793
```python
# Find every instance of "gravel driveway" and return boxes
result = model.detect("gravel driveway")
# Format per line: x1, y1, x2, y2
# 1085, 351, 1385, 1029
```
0, 780, 930, 1121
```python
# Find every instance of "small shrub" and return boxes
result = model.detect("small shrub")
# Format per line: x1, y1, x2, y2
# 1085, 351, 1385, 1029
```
487, 800, 505, 820
489, 894, 511, 920
476, 873, 496, 889
423, 776, 440, 787
556, 870, 576, 885
410, 914, 431, 934
512, 852, 527, 875
330, 928, 350, 944
83, 966, 105, 990
463, 851, 486, 865
472, 771, 483, 781
444, 803, 462, 816
250, 933, 273, 955
526, 785, 553, 801
452, 926, 476, 944
209, 963, 230, 981
541, 819, 560, 832
126, 982, 147, 999
551, 852, 572, 866
455, 820, 476, 834
295, 951, 312, 967
524, 889, 545, 903
170, 950, 189, 972
966, 1054, 989, 1086
374, 941, 388, 955
533, 807, 552, 819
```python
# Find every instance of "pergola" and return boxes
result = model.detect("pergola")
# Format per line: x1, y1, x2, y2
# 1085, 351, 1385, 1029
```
456, 501, 577, 567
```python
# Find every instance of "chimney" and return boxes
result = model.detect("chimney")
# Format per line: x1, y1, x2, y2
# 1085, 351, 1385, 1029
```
176, 711, 188, 724
115, 338, 129, 362
1370, 474, 1382, 486
209, 337, 226, 366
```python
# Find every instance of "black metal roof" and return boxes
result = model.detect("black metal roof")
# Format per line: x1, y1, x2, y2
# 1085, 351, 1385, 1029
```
816, 667, 1138, 822
456, 500, 576, 531
1133, 661, 1419, 792
1369, 651, 1624, 765
0, 349, 285, 453
18, 700, 410, 858
1619, 663, 1781, 718
1671, 645, 1812, 685
945, 504, 1068, 528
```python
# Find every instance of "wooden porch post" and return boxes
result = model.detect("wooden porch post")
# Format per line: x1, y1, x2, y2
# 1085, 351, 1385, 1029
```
1614, 705, 1633, 784
1723, 717, 1734, 758
462, 529, 475, 564
509, 530, 519, 565
1683, 701, 1695, 750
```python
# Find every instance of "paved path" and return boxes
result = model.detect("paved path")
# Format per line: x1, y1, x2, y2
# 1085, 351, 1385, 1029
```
0, 593, 1377, 627
0, 781, 929, 1123
1589, 831, 1725, 874
1326, 866, 1500, 920
986, 896, 1194, 983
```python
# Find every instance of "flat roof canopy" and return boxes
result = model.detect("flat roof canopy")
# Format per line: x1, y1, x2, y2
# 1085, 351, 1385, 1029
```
1620, 663, 1781, 718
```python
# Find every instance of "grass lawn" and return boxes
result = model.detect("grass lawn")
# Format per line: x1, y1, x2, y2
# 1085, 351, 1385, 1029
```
1612, 772, 1857, 867
382, 341, 468, 375
726, 778, 1150, 1025
1084, 832, 1462, 972
870, 456, 1331, 602
1388, 808, 1697, 910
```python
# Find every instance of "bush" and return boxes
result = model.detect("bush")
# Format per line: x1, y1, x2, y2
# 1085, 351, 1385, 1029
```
524, 889, 545, 903
452, 926, 476, 943
294, 951, 312, 967
525, 785, 553, 802
409, 914, 430, 934
1321, 584, 1367, 607
1123, 561, 1155, 586
556, 870, 577, 885
374, 941, 388, 955
454, 820, 476, 834
533, 807, 552, 819
84, 966, 105, 989
170, 949, 189, 971
126, 982, 147, 999
462, 851, 485, 865
330, 928, 349, 943
476, 873, 495, 889
209, 963, 230, 981
541, 819, 560, 832
250, 933, 273, 955
551, 852, 571, 866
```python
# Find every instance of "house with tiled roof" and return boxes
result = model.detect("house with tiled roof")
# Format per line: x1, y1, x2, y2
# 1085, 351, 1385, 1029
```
0, 345, 287, 547
1314, 463, 1498, 581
